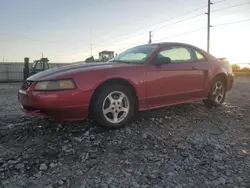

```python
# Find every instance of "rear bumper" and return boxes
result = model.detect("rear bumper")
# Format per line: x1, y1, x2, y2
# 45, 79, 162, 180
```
18, 89, 91, 121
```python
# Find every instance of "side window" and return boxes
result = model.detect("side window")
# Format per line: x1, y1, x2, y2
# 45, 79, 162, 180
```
44, 63, 49, 70
194, 50, 206, 61
35, 62, 43, 70
159, 46, 192, 63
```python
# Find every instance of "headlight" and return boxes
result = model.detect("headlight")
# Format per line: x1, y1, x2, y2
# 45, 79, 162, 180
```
34, 79, 76, 91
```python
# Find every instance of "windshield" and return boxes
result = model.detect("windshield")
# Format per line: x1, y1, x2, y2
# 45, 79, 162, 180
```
109, 44, 158, 64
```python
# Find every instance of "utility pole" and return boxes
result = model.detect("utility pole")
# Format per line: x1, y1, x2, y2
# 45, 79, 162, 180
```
42, 52, 44, 58
206, 0, 212, 53
148, 31, 152, 44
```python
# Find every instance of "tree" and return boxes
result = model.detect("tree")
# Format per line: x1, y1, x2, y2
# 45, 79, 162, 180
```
241, 67, 250, 72
85, 56, 95, 63
231, 64, 241, 72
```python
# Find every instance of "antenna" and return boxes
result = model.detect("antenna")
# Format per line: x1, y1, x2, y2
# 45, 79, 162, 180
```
90, 28, 92, 57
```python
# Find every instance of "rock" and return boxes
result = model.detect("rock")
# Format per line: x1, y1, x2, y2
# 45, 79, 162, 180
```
218, 177, 226, 185
106, 177, 115, 184
124, 127, 132, 134
2, 180, 10, 185
126, 168, 133, 173
142, 133, 148, 139
213, 177, 226, 186
8, 160, 18, 164
74, 137, 83, 142
87, 179, 94, 186
44, 184, 53, 188
147, 174, 157, 180
153, 185, 162, 188
99, 183, 108, 188
49, 163, 58, 168
236, 177, 243, 182
84, 130, 90, 136
39, 163, 48, 171
94, 178, 101, 184
175, 185, 183, 188
165, 116, 172, 120
131, 181, 140, 188
227, 178, 233, 184
89, 135, 95, 141
76, 170, 84, 176
213, 154, 222, 161
15, 163, 24, 169
34, 171, 42, 178
58, 180, 64, 185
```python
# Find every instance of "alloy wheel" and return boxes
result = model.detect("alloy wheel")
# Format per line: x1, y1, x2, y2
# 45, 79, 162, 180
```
102, 91, 130, 124
212, 81, 225, 104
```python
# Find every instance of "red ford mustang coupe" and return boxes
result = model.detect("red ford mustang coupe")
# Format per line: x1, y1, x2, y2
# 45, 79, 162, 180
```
18, 42, 234, 128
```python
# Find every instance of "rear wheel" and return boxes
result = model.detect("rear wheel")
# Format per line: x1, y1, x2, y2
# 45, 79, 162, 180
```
203, 78, 226, 109
92, 84, 135, 128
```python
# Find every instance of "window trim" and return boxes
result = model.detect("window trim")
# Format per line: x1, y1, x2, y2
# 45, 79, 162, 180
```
192, 48, 207, 62
151, 45, 197, 64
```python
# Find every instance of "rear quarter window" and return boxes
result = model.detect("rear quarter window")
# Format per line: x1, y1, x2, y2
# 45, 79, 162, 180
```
194, 50, 206, 61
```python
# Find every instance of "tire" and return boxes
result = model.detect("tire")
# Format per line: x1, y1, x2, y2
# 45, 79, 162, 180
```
203, 77, 226, 109
92, 84, 135, 128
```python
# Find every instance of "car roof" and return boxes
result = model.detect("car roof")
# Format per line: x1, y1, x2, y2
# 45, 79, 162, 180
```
152, 42, 204, 49
136, 42, 205, 51
134, 42, 213, 59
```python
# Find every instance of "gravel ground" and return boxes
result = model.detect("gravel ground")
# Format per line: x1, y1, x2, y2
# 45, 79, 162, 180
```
0, 77, 249, 188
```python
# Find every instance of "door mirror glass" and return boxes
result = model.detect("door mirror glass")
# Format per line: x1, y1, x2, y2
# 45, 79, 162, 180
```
154, 56, 171, 65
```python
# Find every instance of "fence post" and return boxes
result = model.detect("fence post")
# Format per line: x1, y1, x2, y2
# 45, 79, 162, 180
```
23, 57, 29, 81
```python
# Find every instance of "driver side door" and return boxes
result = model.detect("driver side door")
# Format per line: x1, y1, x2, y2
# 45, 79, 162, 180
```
146, 45, 206, 108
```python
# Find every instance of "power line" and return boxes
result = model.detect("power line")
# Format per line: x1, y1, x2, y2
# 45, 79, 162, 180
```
213, 0, 228, 4
0, 33, 71, 45
154, 27, 206, 42
153, 18, 250, 43
66, 4, 208, 56
73, 1, 250, 55
212, 1, 250, 12
96, 4, 208, 44
213, 18, 250, 27
59, 1, 250, 58
153, 13, 205, 32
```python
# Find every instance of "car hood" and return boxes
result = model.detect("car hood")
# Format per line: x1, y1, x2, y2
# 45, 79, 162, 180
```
27, 62, 132, 81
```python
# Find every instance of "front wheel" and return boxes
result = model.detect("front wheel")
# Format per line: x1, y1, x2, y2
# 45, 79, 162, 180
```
92, 85, 135, 128
203, 78, 226, 109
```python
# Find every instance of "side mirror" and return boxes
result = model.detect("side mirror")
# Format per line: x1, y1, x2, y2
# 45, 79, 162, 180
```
154, 56, 171, 65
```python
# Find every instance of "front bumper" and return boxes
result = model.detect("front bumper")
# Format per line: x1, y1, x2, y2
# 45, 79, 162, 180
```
18, 88, 90, 121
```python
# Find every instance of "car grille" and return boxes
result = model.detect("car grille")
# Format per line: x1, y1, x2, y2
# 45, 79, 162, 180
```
21, 81, 33, 90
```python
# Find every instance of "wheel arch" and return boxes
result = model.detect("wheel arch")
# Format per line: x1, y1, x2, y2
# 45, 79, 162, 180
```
88, 77, 139, 116
213, 72, 228, 90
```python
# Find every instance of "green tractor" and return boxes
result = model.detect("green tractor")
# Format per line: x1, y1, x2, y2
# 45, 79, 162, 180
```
30, 58, 50, 76
23, 57, 50, 80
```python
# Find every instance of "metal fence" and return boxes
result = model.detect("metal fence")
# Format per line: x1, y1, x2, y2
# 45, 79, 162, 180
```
0, 62, 71, 82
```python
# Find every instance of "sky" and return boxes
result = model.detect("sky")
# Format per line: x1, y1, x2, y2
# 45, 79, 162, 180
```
0, 0, 250, 65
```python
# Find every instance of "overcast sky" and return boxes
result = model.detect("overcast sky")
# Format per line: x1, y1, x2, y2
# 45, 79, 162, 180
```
0, 0, 250, 63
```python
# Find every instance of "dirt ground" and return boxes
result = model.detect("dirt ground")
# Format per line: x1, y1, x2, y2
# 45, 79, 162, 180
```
0, 76, 249, 188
